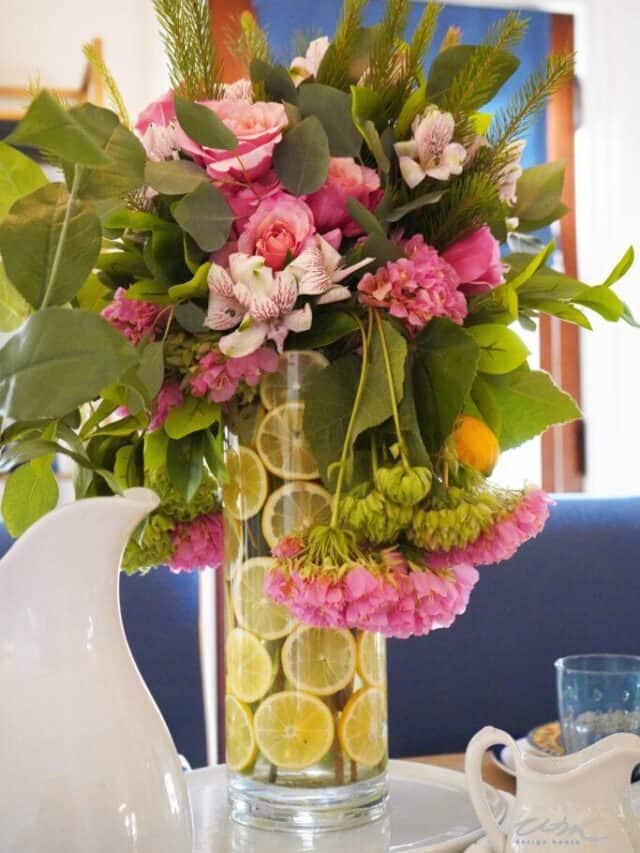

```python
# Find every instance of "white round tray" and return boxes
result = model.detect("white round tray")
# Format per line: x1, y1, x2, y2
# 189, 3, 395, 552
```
186, 759, 509, 853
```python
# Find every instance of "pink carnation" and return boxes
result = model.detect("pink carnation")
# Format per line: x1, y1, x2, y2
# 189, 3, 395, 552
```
170, 512, 224, 572
358, 234, 467, 334
307, 157, 382, 238
102, 288, 164, 344
188, 347, 279, 403
149, 382, 183, 431
237, 192, 316, 270
442, 226, 505, 294
271, 536, 305, 560
427, 488, 552, 569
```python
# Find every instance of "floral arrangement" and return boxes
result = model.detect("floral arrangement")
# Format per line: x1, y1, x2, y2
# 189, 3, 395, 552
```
0, 0, 635, 639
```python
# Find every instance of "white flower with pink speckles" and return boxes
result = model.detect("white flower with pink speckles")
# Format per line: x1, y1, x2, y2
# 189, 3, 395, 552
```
394, 107, 467, 188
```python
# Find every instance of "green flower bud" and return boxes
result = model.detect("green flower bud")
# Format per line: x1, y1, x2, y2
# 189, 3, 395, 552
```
375, 464, 433, 507
122, 512, 174, 574
147, 467, 220, 522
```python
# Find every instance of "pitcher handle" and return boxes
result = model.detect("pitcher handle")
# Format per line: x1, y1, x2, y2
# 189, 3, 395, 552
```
465, 727, 516, 853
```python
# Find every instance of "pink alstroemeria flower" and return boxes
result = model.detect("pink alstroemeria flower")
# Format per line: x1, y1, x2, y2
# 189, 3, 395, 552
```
289, 235, 372, 304
394, 108, 467, 188
290, 36, 330, 86
205, 254, 311, 357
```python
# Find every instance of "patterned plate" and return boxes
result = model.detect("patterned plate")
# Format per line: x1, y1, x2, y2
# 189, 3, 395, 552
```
526, 721, 565, 756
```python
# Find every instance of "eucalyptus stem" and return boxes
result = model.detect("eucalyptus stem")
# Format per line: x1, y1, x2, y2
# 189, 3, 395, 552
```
329, 310, 371, 528
373, 310, 409, 471
41, 165, 83, 309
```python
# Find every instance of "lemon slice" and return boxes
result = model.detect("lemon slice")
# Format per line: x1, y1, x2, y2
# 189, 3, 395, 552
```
226, 694, 257, 771
232, 557, 297, 640
256, 402, 319, 481
282, 625, 357, 696
226, 627, 274, 703
338, 687, 387, 767
223, 515, 243, 568
254, 690, 334, 770
356, 631, 387, 689
260, 351, 329, 411
261, 481, 332, 549
223, 446, 268, 520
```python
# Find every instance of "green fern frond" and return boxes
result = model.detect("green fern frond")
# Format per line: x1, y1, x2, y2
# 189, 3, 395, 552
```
82, 43, 130, 128
440, 12, 529, 118
316, 0, 370, 89
489, 51, 574, 153
366, 0, 411, 94
153, 0, 222, 100
226, 11, 270, 72
422, 172, 503, 249
407, 2, 442, 77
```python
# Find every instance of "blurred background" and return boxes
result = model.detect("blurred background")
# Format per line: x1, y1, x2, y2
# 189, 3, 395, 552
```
1, 0, 638, 498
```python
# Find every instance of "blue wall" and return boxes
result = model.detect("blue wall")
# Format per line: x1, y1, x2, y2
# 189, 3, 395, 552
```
252, 2, 550, 169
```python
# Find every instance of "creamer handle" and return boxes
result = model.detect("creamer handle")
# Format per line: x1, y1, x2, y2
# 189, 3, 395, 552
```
465, 727, 515, 853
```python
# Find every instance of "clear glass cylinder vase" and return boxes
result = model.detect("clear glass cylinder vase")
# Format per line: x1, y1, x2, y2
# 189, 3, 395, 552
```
222, 352, 389, 832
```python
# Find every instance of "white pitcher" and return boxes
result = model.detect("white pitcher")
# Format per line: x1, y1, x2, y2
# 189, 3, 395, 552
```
466, 726, 640, 852
0, 489, 193, 853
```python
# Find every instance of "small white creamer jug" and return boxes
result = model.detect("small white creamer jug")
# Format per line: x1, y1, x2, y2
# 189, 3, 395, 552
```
465, 726, 640, 852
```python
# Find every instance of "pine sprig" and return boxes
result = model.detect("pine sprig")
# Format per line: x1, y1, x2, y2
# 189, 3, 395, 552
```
440, 12, 528, 119
316, 0, 370, 89
406, 1, 442, 79
422, 172, 503, 249
153, 0, 222, 100
225, 11, 270, 73
489, 51, 574, 153
82, 43, 130, 128
366, 0, 411, 96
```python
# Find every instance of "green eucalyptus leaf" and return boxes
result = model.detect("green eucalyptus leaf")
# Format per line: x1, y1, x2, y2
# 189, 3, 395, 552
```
173, 183, 233, 252
360, 232, 403, 269
351, 86, 384, 133
144, 160, 208, 195
0, 259, 31, 331
514, 161, 566, 227
0, 142, 47, 223
2, 457, 59, 537
428, 45, 519, 109
165, 395, 221, 440
413, 319, 480, 453
346, 197, 385, 237
175, 301, 207, 334
174, 95, 238, 150
466, 324, 530, 375
0, 308, 138, 419
385, 190, 446, 223
298, 83, 362, 157
287, 311, 358, 349
250, 59, 299, 104
167, 432, 205, 501
4, 90, 110, 167
361, 120, 391, 175
273, 116, 330, 196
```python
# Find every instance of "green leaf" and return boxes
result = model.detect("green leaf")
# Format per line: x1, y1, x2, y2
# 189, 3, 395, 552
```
144, 160, 208, 195
0, 259, 31, 331
167, 432, 205, 501
65, 103, 146, 200
351, 86, 384, 136
174, 95, 238, 150
361, 120, 391, 175
428, 45, 519, 109
385, 190, 446, 223
0, 142, 47, 223
173, 183, 233, 252
471, 374, 502, 436
505, 241, 556, 290
603, 246, 635, 287
126, 279, 172, 305
574, 284, 625, 322
168, 262, 211, 302
103, 208, 173, 232
413, 319, 480, 453
273, 116, 330, 196
250, 59, 299, 104
396, 82, 428, 137
114, 445, 136, 490
359, 232, 404, 269
175, 301, 207, 334
346, 197, 385, 237
303, 354, 360, 488
165, 395, 221, 440
514, 161, 566, 228
352, 316, 406, 441
0, 182, 101, 308
466, 324, 529, 375
0, 308, 138, 419
4, 91, 110, 167
75, 272, 112, 313
298, 83, 362, 158
398, 353, 431, 467
287, 310, 359, 349
144, 429, 168, 472
133, 341, 165, 403
1, 457, 59, 537
144, 226, 190, 285
203, 427, 226, 482
485, 368, 582, 450
517, 265, 585, 302
534, 300, 592, 329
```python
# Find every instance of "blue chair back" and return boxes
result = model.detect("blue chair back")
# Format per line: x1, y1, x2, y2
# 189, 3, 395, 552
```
388, 495, 640, 757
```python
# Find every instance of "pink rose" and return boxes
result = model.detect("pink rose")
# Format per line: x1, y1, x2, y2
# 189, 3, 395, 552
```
221, 170, 282, 229
175, 99, 288, 181
442, 226, 505, 293
307, 157, 382, 238
237, 192, 316, 270
135, 91, 176, 134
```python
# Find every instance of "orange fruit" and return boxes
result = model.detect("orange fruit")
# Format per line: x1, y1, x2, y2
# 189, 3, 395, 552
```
452, 415, 500, 475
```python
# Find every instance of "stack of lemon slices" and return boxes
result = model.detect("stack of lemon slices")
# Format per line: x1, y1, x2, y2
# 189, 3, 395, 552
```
223, 353, 388, 782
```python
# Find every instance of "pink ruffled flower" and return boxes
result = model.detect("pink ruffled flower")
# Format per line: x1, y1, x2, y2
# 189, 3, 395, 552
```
189, 346, 279, 403
238, 193, 316, 270
442, 226, 505, 294
358, 234, 467, 334
271, 536, 305, 560
427, 488, 552, 569
149, 382, 183, 431
307, 157, 382, 238
290, 573, 347, 629
170, 512, 224, 572
102, 288, 164, 344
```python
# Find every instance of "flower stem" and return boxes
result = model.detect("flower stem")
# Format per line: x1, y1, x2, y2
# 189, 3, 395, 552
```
373, 310, 409, 471
329, 310, 371, 528
41, 165, 83, 309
